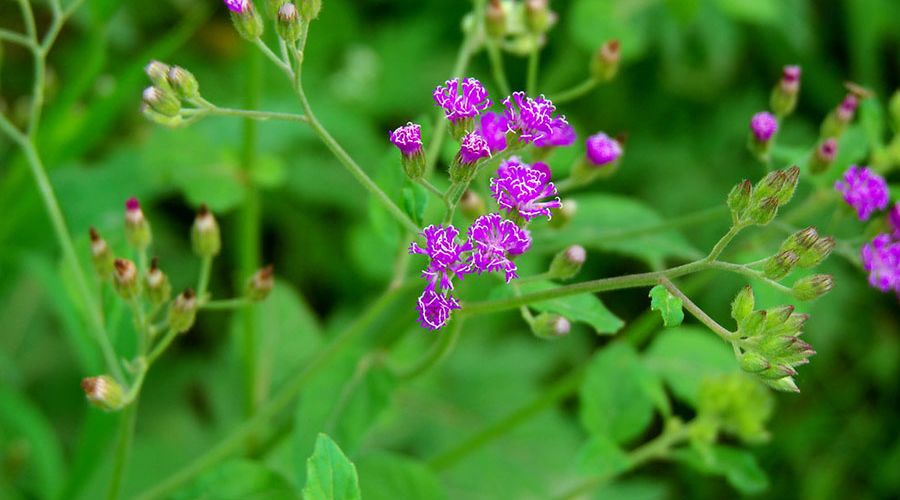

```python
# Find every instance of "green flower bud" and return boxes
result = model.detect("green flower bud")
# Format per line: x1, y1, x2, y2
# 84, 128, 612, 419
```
763, 250, 799, 280
144, 60, 172, 90
112, 259, 140, 300
739, 310, 767, 338
145, 257, 172, 306
89, 227, 114, 281
727, 179, 752, 222
749, 196, 779, 226
276, 3, 303, 43
141, 103, 183, 127
124, 198, 152, 250
774, 166, 800, 205
793, 274, 833, 301
230, 1, 265, 40
246, 265, 275, 301
81, 375, 125, 411
796, 236, 834, 269
730, 286, 755, 323
459, 190, 486, 220
764, 376, 800, 393
759, 363, 797, 380
168, 289, 198, 334
141, 86, 180, 118
524, 0, 552, 33
485, 0, 506, 38
549, 245, 586, 280
590, 40, 620, 83
191, 204, 221, 258
531, 312, 571, 340
739, 352, 770, 373
166, 66, 199, 100
548, 199, 577, 229
299, 0, 322, 21
764, 305, 794, 330
780, 227, 818, 254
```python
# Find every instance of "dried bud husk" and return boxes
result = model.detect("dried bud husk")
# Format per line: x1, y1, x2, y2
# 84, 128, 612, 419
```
731, 286, 755, 322
89, 227, 115, 281
796, 237, 834, 268
764, 250, 799, 280
191, 204, 221, 258
230, 0, 265, 40
459, 190, 486, 220
808, 138, 838, 174
276, 3, 303, 43
485, 0, 506, 38
590, 40, 620, 82
246, 265, 275, 301
145, 60, 172, 90
82, 375, 125, 411
549, 245, 586, 280
727, 179, 752, 222
113, 259, 140, 300
166, 66, 199, 100
169, 289, 198, 333
548, 199, 577, 229
793, 274, 833, 301
141, 86, 180, 118
145, 257, 172, 305
531, 312, 571, 340
124, 197, 152, 250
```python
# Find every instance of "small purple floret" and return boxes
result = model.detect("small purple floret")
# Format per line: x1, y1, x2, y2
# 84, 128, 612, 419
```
503, 92, 562, 144
224, 0, 248, 13
480, 112, 509, 153
750, 112, 778, 142
409, 225, 472, 291
125, 197, 141, 212
834, 165, 889, 221
389, 122, 422, 157
465, 213, 532, 283
838, 94, 859, 121
459, 132, 491, 165
433, 78, 492, 123
416, 288, 461, 330
490, 158, 561, 221
585, 132, 622, 167
890, 203, 900, 239
861, 234, 900, 294
533, 117, 576, 148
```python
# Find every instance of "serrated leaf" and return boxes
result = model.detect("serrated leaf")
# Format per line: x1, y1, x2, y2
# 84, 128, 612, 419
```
644, 327, 738, 406
303, 434, 361, 500
649, 285, 684, 327
516, 280, 624, 335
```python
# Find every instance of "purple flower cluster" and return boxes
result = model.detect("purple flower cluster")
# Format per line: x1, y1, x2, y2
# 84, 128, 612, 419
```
479, 112, 509, 153
433, 78, 492, 123
459, 132, 492, 165
389, 122, 422, 157
834, 165, 889, 220
533, 118, 576, 148
750, 112, 778, 142
861, 234, 900, 295
224, 0, 248, 13
490, 158, 561, 221
503, 92, 567, 144
891, 203, 900, 239
464, 213, 531, 282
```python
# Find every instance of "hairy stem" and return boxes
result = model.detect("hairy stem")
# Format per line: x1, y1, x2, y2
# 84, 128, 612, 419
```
660, 278, 733, 341
201, 298, 251, 311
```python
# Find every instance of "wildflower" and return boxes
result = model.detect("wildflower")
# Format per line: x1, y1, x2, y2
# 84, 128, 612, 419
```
276, 2, 302, 43
861, 234, 900, 293
465, 213, 532, 282
225, 0, 263, 40
124, 197, 151, 250
225, 0, 248, 13
82, 376, 125, 411
390, 122, 425, 179
837, 94, 859, 122
821, 94, 858, 138
416, 287, 460, 330
459, 132, 491, 165
503, 91, 563, 144
433, 77, 492, 124
890, 203, 900, 238
490, 158, 561, 221
750, 112, 778, 142
585, 132, 622, 167
771, 65, 801, 116
533, 117, 576, 148
834, 165, 889, 220
479, 112, 509, 153
409, 225, 472, 292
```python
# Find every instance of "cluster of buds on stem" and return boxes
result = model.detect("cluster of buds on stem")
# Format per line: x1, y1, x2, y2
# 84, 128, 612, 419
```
758, 226, 835, 300
141, 60, 200, 126
727, 166, 799, 227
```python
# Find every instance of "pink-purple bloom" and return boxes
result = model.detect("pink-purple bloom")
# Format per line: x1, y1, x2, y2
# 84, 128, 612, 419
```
490, 158, 561, 221
503, 92, 564, 144
861, 234, 900, 294
416, 288, 461, 330
480, 112, 509, 153
533, 117, 576, 148
390, 122, 423, 157
585, 132, 622, 167
459, 132, 492, 164
750, 112, 778, 142
837, 94, 859, 122
890, 203, 900, 238
433, 78, 492, 123
835, 165, 889, 220
224, 0, 248, 13
781, 65, 801, 91
464, 213, 532, 283
409, 225, 472, 292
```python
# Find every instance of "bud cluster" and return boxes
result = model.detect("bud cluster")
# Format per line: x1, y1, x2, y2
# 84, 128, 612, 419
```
762, 227, 835, 281
726, 166, 800, 227
141, 60, 200, 126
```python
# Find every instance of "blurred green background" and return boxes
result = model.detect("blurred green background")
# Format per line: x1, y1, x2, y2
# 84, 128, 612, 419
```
1, 0, 899, 498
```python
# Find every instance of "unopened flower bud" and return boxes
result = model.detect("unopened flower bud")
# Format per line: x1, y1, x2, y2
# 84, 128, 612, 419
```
549, 245, 586, 280
459, 190, 486, 219
89, 227, 114, 281
166, 66, 199, 100
731, 286, 754, 322
144, 60, 172, 90
792, 274, 833, 301
246, 265, 274, 301
764, 251, 799, 280
81, 375, 125, 411
796, 236, 834, 268
820, 94, 858, 138
760, 363, 798, 380
142, 86, 180, 118
770, 65, 801, 117
124, 197, 152, 250
764, 376, 800, 393
780, 227, 818, 254
113, 258, 140, 300
524, 0, 552, 33
764, 305, 794, 329
548, 199, 577, 229
141, 103, 183, 127
740, 310, 767, 338
591, 40, 620, 82
169, 289, 198, 333
145, 257, 172, 305
191, 204, 221, 258
775, 166, 800, 205
531, 312, 571, 340
749, 197, 779, 226
748, 112, 777, 161
809, 138, 838, 174
276, 3, 302, 42
299, 0, 322, 21
390, 123, 425, 180
226, 0, 264, 40
485, 0, 506, 38
451, 132, 491, 182
727, 180, 752, 222
739, 352, 769, 373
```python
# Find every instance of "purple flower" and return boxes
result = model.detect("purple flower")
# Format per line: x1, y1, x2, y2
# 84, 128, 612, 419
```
433, 78, 492, 124
459, 132, 491, 165
585, 132, 622, 167
465, 213, 532, 282
837, 94, 859, 122
479, 112, 509, 153
861, 234, 900, 294
224, 0, 248, 13
416, 287, 461, 330
503, 92, 563, 144
490, 158, 561, 221
389, 122, 422, 157
835, 165, 889, 220
890, 203, 900, 239
781, 65, 801, 91
750, 112, 778, 142
409, 225, 472, 291
533, 117, 576, 148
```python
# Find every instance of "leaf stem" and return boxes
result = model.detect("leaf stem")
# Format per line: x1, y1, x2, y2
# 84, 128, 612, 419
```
105, 402, 138, 500
393, 318, 464, 380
526, 42, 540, 95
549, 78, 598, 104
201, 298, 252, 311
659, 278, 733, 342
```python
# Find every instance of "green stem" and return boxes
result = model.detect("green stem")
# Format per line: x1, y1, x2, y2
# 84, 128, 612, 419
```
252, 38, 292, 77
0, 29, 34, 48
485, 39, 511, 96
105, 402, 138, 500
394, 318, 463, 380
706, 225, 741, 262
201, 298, 251, 311
706, 260, 794, 295
659, 278, 733, 341
442, 181, 469, 224
417, 178, 446, 200
147, 328, 178, 365
180, 107, 307, 123
526, 43, 540, 95
196, 256, 213, 302
549, 79, 598, 104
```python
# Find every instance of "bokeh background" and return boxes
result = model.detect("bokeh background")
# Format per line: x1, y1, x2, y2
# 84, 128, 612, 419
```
1, 0, 899, 498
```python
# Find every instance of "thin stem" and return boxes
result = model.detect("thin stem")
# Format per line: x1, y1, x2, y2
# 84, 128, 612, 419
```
15, 0, 37, 42
549, 79, 598, 104
180, 107, 308, 123
706, 261, 794, 295
0, 29, 35, 48
660, 278, 733, 342
105, 402, 138, 500
252, 38, 292, 78
147, 328, 178, 365
705, 225, 741, 262
201, 298, 252, 311
393, 318, 463, 380
196, 256, 213, 301
526, 43, 540, 95
442, 181, 469, 224
416, 178, 446, 200
485, 39, 511, 96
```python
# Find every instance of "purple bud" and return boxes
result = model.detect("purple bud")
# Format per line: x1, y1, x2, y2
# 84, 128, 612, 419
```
585, 132, 622, 167
837, 94, 859, 122
819, 138, 837, 161
389, 122, 423, 157
459, 131, 491, 165
416, 287, 461, 330
782, 65, 801, 86
750, 112, 778, 142
225, 0, 249, 13
834, 165, 889, 220
479, 112, 509, 153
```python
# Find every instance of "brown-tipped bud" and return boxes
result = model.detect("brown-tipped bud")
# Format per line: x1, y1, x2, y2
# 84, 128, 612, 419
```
727, 179, 752, 222
191, 204, 221, 258
770, 65, 801, 117
764, 250, 799, 280
113, 259, 140, 299
780, 226, 818, 255
549, 245, 586, 280
793, 274, 833, 301
749, 197, 780, 226
731, 286, 755, 322
141, 86, 180, 118
764, 376, 800, 393
124, 197, 152, 250
760, 363, 798, 380
774, 166, 800, 205
548, 199, 577, 229
809, 138, 838, 174
89, 227, 115, 281
591, 40, 620, 82
82, 375, 125, 411
739, 352, 770, 373
166, 66, 199, 100
276, 3, 302, 43
485, 0, 506, 38
145, 257, 172, 305
764, 305, 795, 329
145, 60, 172, 90
459, 190, 486, 220
797, 236, 834, 269
246, 265, 275, 302
169, 289, 198, 333
531, 312, 571, 340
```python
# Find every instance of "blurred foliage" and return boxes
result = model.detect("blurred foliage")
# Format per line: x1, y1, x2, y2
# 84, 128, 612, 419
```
1, 0, 899, 499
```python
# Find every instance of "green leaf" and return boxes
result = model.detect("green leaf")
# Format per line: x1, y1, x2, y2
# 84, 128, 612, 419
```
402, 182, 428, 228
579, 343, 662, 443
252, 154, 288, 189
644, 327, 738, 406
172, 459, 299, 500
0, 387, 66, 500
859, 97, 886, 149
714, 0, 780, 24
517, 280, 624, 335
332, 364, 396, 452
674, 445, 769, 495
303, 434, 362, 500
649, 285, 684, 327
575, 435, 631, 476
357, 453, 446, 500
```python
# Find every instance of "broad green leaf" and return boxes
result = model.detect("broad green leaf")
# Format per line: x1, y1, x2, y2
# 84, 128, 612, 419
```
170, 158, 246, 212
333, 364, 396, 452
649, 285, 684, 327
644, 327, 737, 406
0, 387, 66, 500
579, 343, 662, 443
356, 453, 446, 500
303, 434, 362, 500
402, 182, 428, 228
252, 154, 288, 189
575, 435, 631, 476
516, 280, 624, 334
172, 459, 298, 500
673, 445, 769, 495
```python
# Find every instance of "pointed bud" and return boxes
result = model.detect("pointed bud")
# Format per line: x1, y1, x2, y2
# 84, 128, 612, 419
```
774, 166, 800, 205
81, 376, 125, 411
124, 197, 152, 250
764, 250, 799, 280
246, 265, 274, 301
191, 204, 221, 258
739, 352, 770, 373
765, 376, 800, 393
591, 40, 620, 82
808, 138, 838, 174
299, 0, 322, 21
820, 94, 858, 138
770, 65, 801, 117
727, 180, 752, 222
141, 102, 183, 127
531, 312, 571, 340
145, 257, 172, 305
548, 199, 577, 229
166, 66, 199, 100
731, 286, 755, 323
780, 227, 818, 254
760, 363, 798, 380
276, 3, 302, 42
549, 245, 586, 280
740, 310, 767, 338
485, 0, 506, 38
764, 305, 794, 329
89, 227, 115, 281
112, 259, 140, 299
228, 0, 264, 40
749, 197, 779, 226
793, 274, 833, 301
459, 190, 486, 220
141, 86, 180, 118
145, 60, 172, 90
169, 289, 198, 333
524, 0, 552, 33
796, 236, 834, 268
